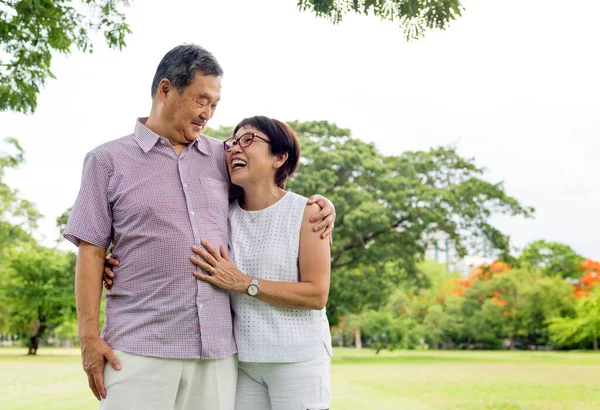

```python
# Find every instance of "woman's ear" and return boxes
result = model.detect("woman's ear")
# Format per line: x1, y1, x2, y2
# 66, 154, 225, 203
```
274, 152, 288, 169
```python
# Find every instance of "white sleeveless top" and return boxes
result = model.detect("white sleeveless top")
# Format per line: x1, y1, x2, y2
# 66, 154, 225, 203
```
229, 191, 333, 363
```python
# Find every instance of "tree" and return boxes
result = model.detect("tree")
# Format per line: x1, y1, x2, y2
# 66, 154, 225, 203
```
284, 120, 532, 321
204, 125, 234, 141
297, 0, 464, 39
517, 273, 577, 347
354, 261, 461, 351
327, 261, 406, 327
206, 121, 533, 328
0, 138, 40, 247
452, 260, 512, 296
479, 268, 576, 349
0, 138, 41, 336
574, 259, 600, 298
351, 309, 409, 353
453, 275, 506, 349
2, 245, 76, 354
288, 121, 533, 274
453, 262, 577, 349
548, 288, 600, 350
0, 0, 131, 114
56, 206, 72, 240
518, 240, 584, 279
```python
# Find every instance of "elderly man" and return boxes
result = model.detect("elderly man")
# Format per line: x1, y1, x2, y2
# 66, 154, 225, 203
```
63, 44, 335, 410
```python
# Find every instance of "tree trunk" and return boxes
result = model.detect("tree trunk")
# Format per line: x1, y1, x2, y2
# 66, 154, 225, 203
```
508, 336, 516, 351
28, 319, 46, 355
594, 338, 598, 351
354, 327, 362, 349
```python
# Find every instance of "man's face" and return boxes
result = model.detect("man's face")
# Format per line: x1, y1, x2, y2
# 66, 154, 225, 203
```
160, 73, 222, 144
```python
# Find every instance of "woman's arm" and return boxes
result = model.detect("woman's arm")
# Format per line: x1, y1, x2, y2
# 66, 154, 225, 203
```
191, 203, 331, 310
253, 203, 331, 309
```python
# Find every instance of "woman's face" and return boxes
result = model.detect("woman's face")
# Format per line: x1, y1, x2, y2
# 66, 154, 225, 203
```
226, 125, 278, 188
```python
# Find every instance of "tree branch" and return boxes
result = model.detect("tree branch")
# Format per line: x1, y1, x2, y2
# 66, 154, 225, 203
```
341, 217, 408, 252
332, 258, 358, 269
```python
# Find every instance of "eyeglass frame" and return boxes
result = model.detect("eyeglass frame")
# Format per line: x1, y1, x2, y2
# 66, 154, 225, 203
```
223, 132, 270, 152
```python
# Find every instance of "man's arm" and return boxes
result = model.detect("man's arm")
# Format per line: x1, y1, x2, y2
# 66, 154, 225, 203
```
76, 240, 120, 401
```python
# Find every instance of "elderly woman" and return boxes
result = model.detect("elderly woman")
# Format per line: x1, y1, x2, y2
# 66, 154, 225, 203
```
190, 115, 332, 410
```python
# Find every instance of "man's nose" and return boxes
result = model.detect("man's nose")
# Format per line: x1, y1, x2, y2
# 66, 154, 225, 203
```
199, 105, 214, 120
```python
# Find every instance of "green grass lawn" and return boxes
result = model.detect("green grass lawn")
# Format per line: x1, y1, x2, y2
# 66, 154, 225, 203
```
2, 347, 600, 409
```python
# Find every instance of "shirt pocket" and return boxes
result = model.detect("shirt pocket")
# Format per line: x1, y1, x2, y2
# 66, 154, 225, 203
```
197, 177, 230, 236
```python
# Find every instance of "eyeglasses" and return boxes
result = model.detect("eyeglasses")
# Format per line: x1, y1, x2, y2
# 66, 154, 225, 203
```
223, 132, 270, 152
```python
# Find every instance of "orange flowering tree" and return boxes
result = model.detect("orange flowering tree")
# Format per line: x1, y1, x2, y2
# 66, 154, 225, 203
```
452, 260, 511, 296
574, 260, 600, 298
452, 259, 576, 349
342, 244, 594, 351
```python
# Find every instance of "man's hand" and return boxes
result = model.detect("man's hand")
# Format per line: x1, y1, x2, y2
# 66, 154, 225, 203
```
306, 194, 336, 241
81, 337, 121, 400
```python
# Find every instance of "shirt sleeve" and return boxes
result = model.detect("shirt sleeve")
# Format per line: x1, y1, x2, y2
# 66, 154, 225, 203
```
63, 150, 113, 248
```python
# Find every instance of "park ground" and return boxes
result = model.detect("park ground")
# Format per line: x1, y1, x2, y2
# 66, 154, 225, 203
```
2, 348, 600, 410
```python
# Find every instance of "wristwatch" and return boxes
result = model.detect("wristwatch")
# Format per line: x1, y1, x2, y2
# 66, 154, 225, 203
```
247, 277, 260, 296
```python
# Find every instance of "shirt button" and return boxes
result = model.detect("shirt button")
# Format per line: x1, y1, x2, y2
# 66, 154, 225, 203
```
190, 211, 195, 216
198, 303, 203, 309
183, 183, 188, 188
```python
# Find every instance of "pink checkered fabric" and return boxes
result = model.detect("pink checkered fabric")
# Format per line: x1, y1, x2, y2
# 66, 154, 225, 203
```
64, 118, 236, 359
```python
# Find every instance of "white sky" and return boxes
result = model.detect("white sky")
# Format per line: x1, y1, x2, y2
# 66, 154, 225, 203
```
1, 0, 599, 260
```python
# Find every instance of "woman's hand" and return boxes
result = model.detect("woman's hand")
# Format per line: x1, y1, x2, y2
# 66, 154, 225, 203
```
103, 251, 119, 290
190, 239, 251, 293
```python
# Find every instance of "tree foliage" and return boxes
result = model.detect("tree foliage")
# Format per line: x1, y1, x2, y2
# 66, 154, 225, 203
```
458, 267, 576, 349
56, 206, 72, 240
1, 245, 76, 353
287, 120, 532, 277
0, 0, 131, 114
297, 0, 464, 39
356, 261, 579, 351
548, 288, 600, 350
351, 309, 409, 353
0, 138, 40, 336
518, 240, 584, 279
207, 120, 534, 324
0, 138, 40, 248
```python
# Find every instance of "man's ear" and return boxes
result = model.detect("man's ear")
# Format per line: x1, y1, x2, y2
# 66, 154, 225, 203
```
156, 78, 173, 103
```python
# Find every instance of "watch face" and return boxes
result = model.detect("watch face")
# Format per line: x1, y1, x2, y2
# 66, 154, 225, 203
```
248, 284, 259, 296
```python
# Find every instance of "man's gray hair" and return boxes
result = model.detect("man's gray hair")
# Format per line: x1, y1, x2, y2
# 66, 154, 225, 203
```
151, 44, 223, 97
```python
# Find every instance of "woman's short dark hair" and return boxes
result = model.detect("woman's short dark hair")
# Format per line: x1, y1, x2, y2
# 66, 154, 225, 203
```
233, 116, 300, 189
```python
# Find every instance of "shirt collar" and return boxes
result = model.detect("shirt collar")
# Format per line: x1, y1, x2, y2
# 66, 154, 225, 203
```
134, 117, 210, 155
